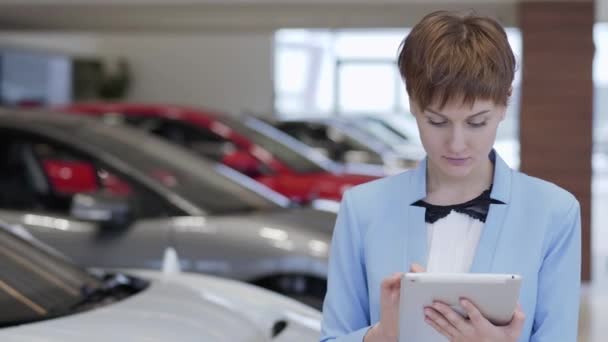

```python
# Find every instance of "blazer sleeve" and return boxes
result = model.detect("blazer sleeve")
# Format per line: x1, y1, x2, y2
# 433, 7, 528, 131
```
530, 198, 581, 342
320, 190, 372, 342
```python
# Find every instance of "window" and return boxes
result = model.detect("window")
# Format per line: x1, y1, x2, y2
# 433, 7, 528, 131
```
121, 115, 237, 163
277, 121, 383, 164
221, 116, 330, 174
274, 28, 521, 116
0, 224, 102, 327
82, 121, 288, 212
337, 62, 400, 113
0, 129, 173, 219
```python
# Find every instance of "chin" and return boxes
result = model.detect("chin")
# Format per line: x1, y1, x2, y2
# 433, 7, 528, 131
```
438, 158, 476, 178
442, 166, 474, 178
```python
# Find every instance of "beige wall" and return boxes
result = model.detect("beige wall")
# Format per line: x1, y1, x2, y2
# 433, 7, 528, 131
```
0, 32, 274, 116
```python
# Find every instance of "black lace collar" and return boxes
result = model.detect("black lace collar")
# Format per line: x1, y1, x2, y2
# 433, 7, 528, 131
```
412, 187, 505, 224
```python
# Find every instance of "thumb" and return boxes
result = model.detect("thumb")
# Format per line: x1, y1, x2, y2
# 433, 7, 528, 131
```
410, 263, 426, 273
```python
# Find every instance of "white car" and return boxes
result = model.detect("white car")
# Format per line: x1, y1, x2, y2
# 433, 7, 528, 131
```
0, 223, 321, 341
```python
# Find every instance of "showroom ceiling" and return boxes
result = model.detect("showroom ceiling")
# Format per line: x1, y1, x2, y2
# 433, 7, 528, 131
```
0, 0, 602, 31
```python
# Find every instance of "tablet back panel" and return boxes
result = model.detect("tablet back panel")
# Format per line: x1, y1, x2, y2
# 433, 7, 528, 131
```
398, 273, 521, 342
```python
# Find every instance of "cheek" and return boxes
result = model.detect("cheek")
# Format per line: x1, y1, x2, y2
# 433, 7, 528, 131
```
470, 127, 500, 152
479, 124, 500, 141
418, 130, 444, 153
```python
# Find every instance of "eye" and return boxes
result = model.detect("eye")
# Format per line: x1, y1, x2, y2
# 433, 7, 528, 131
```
468, 121, 487, 128
428, 119, 447, 127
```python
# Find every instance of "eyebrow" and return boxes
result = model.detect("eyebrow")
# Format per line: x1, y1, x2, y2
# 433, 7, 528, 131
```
425, 109, 491, 120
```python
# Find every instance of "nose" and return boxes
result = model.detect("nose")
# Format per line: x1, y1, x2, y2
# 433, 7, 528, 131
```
447, 126, 467, 153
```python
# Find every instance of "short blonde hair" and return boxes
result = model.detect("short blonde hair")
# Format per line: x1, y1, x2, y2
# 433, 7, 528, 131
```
398, 10, 516, 110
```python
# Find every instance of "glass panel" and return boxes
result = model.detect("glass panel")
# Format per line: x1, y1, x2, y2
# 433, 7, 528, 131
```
275, 47, 310, 94
337, 63, 396, 113
0, 224, 101, 327
334, 30, 408, 59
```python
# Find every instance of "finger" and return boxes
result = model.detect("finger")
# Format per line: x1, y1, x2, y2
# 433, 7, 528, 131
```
381, 273, 404, 291
461, 299, 490, 328
507, 305, 526, 335
410, 263, 425, 273
432, 301, 470, 332
425, 307, 459, 338
425, 314, 452, 339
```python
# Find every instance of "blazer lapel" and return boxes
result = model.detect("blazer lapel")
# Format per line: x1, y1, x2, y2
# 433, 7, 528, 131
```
470, 151, 513, 273
404, 159, 429, 269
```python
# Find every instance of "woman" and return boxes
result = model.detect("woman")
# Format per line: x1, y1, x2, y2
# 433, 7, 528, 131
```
320, 10, 581, 342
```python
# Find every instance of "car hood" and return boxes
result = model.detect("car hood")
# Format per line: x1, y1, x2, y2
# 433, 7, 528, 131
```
210, 207, 337, 236
0, 271, 320, 342
136, 270, 322, 341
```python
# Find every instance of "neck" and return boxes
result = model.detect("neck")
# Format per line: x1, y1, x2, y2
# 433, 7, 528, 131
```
426, 157, 494, 205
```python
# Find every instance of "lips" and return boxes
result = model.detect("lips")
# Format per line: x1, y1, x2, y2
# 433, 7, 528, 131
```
443, 156, 471, 166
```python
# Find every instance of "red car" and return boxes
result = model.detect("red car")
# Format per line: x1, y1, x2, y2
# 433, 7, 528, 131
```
57, 103, 381, 203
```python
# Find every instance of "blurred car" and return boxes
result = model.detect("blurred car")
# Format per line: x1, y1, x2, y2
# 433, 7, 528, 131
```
58, 103, 380, 203
272, 117, 424, 173
349, 114, 424, 158
0, 109, 334, 308
357, 114, 521, 170
0, 221, 321, 341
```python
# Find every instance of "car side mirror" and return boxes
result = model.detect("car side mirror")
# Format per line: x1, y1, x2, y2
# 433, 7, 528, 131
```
70, 193, 133, 229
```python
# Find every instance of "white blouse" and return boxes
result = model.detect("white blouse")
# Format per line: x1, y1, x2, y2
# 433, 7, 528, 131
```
425, 210, 484, 273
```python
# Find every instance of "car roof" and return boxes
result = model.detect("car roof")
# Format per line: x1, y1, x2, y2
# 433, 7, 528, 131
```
0, 107, 90, 130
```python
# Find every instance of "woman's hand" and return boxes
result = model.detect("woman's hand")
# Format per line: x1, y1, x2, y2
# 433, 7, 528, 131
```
424, 299, 526, 342
365, 264, 425, 342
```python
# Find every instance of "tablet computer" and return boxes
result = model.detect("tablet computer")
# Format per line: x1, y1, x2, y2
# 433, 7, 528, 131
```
398, 273, 522, 342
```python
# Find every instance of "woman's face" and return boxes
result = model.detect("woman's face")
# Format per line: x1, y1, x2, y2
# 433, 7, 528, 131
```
411, 98, 506, 180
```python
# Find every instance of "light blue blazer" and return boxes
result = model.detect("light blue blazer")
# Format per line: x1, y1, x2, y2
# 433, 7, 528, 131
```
320, 152, 581, 342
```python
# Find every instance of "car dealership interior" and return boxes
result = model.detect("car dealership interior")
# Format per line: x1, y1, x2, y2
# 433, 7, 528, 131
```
0, 0, 605, 341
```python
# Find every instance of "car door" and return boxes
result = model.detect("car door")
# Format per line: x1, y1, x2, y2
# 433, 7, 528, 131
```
0, 127, 175, 270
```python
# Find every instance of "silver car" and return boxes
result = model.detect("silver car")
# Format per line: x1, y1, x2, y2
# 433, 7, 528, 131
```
274, 117, 422, 173
0, 109, 334, 308
0, 222, 321, 341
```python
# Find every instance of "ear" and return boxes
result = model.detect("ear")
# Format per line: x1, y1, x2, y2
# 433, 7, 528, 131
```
507, 87, 513, 98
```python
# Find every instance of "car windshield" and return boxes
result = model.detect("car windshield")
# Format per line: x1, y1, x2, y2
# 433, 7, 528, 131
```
77, 121, 289, 214
0, 222, 102, 327
366, 115, 421, 144
351, 119, 410, 147
219, 116, 335, 174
